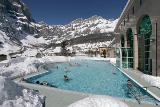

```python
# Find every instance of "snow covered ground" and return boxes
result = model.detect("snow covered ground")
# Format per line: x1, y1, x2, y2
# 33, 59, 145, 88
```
141, 74, 160, 88
0, 76, 45, 107
68, 95, 129, 107
0, 31, 21, 55
0, 30, 48, 58
21, 35, 47, 46
0, 56, 68, 79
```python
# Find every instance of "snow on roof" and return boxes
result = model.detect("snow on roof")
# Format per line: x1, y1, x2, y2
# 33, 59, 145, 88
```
68, 95, 129, 107
73, 41, 112, 52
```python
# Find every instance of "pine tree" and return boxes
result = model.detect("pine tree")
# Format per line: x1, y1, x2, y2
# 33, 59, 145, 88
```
61, 41, 68, 56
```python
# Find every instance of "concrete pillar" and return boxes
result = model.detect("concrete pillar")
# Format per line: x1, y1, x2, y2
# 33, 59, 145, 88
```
156, 17, 160, 76
123, 30, 128, 48
150, 16, 160, 76
132, 27, 139, 70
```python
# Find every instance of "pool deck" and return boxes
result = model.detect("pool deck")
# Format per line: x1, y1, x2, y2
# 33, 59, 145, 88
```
123, 69, 160, 101
16, 81, 89, 107
17, 81, 160, 107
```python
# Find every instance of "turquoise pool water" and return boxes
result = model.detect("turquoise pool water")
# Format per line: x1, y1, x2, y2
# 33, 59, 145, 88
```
27, 59, 160, 104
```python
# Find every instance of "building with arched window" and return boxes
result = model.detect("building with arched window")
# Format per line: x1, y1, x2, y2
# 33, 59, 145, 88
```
114, 0, 160, 76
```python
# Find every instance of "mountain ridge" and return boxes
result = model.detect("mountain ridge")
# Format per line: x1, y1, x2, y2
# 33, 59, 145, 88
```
37, 15, 118, 43
0, 0, 118, 55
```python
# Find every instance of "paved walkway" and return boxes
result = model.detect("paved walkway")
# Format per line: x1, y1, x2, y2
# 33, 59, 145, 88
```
17, 82, 88, 107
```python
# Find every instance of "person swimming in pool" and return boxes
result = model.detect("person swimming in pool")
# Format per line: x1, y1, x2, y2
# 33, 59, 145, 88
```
127, 79, 132, 88
112, 69, 116, 75
36, 81, 40, 84
64, 75, 69, 81
126, 79, 132, 96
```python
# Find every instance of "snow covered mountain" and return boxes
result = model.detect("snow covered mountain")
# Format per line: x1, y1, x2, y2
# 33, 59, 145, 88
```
0, 0, 118, 55
0, 0, 40, 54
0, 0, 37, 38
38, 16, 118, 43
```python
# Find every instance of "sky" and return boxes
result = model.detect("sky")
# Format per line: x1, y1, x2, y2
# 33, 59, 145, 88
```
22, 0, 127, 25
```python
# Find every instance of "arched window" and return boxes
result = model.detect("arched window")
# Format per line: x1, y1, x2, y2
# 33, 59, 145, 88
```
138, 15, 152, 74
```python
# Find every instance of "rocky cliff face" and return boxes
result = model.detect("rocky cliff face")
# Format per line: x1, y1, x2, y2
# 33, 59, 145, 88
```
0, 0, 118, 44
0, 0, 37, 44
0, 0, 34, 22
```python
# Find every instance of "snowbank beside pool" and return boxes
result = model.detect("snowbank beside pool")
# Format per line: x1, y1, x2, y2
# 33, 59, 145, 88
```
0, 56, 68, 79
68, 95, 129, 107
0, 76, 45, 107
141, 74, 160, 88
0, 57, 40, 79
